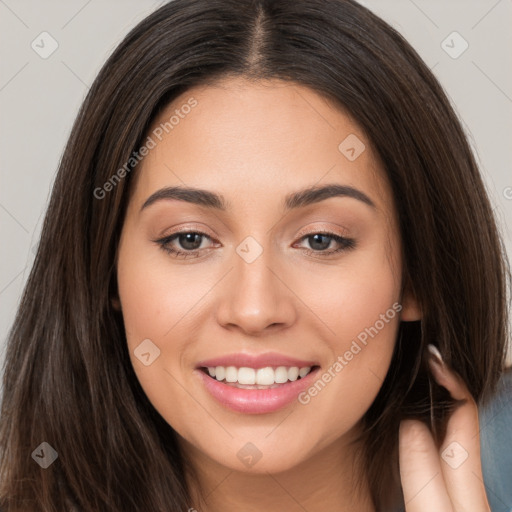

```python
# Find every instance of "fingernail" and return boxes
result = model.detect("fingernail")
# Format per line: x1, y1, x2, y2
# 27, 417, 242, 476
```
427, 344, 444, 366
427, 344, 448, 386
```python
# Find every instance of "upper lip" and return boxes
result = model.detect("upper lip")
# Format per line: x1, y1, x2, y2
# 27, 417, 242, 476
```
196, 351, 319, 369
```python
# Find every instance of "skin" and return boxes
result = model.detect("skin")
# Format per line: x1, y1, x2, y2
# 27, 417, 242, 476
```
115, 77, 489, 511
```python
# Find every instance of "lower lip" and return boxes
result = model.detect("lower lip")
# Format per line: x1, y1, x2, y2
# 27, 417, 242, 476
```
195, 367, 320, 414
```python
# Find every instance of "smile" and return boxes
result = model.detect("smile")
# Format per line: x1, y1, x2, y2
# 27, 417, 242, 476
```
195, 359, 321, 414
202, 365, 314, 388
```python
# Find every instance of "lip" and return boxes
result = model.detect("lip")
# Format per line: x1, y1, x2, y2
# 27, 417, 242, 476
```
194, 364, 321, 414
196, 351, 318, 370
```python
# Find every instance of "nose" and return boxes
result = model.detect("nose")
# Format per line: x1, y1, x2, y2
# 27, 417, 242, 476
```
215, 244, 297, 335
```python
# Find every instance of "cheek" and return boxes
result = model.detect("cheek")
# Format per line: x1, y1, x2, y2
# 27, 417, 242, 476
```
294, 240, 400, 358
332, 266, 400, 359
117, 240, 209, 348
116, 247, 199, 430
116, 239, 188, 390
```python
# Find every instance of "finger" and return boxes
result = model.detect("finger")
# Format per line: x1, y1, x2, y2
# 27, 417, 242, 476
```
399, 419, 453, 512
427, 345, 490, 512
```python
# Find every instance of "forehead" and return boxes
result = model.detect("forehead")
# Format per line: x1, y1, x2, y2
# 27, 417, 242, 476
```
131, 77, 392, 216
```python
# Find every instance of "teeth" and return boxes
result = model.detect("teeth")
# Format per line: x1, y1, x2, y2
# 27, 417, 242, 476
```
225, 366, 238, 383
288, 367, 299, 381
215, 366, 225, 381
238, 367, 256, 385
207, 365, 313, 385
298, 367, 310, 378
275, 366, 288, 383
256, 367, 274, 385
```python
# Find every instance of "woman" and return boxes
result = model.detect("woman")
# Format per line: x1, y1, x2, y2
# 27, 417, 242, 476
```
0, 0, 509, 510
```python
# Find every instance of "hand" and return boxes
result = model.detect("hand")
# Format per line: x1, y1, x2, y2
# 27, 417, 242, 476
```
398, 345, 491, 512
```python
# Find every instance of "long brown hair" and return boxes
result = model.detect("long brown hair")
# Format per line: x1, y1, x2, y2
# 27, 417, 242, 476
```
1, 0, 509, 510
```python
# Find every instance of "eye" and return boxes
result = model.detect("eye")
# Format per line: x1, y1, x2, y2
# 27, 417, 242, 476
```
153, 230, 356, 259
294, 232, 356, 257
154, 230, 216, 259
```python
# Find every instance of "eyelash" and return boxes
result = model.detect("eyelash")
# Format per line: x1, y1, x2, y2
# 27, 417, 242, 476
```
153, 229, 356, 259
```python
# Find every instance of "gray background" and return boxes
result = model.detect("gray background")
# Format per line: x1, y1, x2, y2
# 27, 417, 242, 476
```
1, 0, 511, 370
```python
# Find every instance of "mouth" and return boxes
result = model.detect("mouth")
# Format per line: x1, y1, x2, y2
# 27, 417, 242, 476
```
194, 363, 321, 414
199, 365, 319, 389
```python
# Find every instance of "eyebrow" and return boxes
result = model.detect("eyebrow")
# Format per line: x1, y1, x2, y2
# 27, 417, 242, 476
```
140, 183, 376, 212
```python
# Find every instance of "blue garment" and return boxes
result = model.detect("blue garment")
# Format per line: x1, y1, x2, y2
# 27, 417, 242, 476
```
480, 368, 512, 512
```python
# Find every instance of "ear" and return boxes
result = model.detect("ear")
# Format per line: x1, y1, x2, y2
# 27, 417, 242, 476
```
400, 280, 422, 322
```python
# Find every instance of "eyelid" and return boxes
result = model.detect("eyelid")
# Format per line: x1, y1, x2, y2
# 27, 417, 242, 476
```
158, 223, 217, 239
294, 223, 351, 240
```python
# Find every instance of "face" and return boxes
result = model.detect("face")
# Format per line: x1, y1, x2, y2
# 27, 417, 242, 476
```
116, 77, 420, 475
